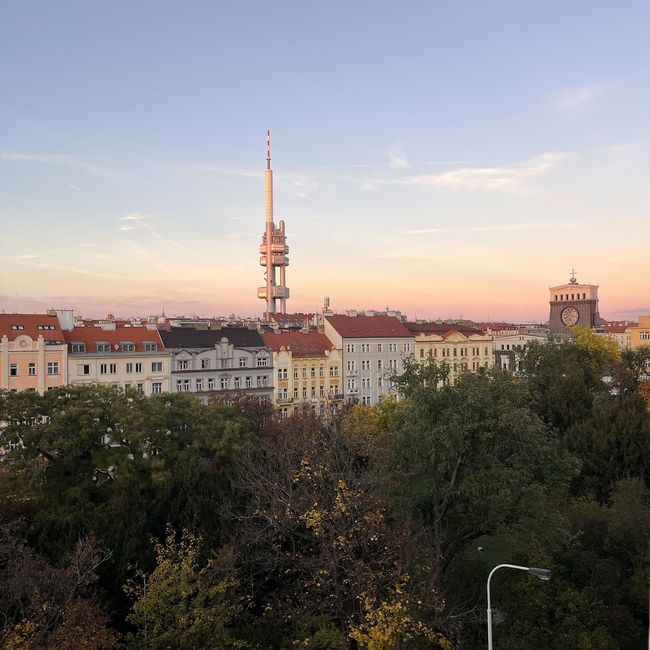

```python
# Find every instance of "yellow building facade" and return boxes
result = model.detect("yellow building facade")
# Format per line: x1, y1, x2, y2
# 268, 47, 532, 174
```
262, 331, 343, 416
630, 316, 650, 350
406, 323, 494, 383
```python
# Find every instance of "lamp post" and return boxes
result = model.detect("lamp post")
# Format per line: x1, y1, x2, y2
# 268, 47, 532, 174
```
487, 563, 551, 650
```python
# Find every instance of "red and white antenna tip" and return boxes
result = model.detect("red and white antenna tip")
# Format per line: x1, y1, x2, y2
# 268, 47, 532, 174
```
266, 131, 271, 159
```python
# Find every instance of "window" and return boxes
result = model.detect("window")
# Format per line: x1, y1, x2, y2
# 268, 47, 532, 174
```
319, 385, 324, 397
420, 349, 424, 358
70, 343, 85, 353
362, 396, 372, 405
377, 343, 383, 352
329, 366, 339, 377
310, 386, 316, 398
109, 363, 117, 374
201, 359, 210, 369
404, 343, 411, 352
177, 379, 190, 392
37, 325, 56, 330
135, 362, 142, 373
293, 368, 298, 379
144, 342, 157, 352
278, 368, 288, 380
121, 343, 135, 352
178, 359, 189, 370
220, 358, 230, 369
245, 376, 252, 388
10, 363, 18, 377
100, 363, 108, 374
346, 378, 356, 390
47, 361, 59, 375
302, 387, 307, 399
137, 383, 144, 393
195, 378, 203, 391
233, 377, 240, 389
221, 377, 229, 390
152, 382, 162, 394
208, 378, 215, 390
302, 367, 307, 379
152, 362, 163, 372
319, 366, 324, 378
377, 359, 383, 371
293, 387, 298, 398
641, 332, 650, 340
346, 344, 356, 353
257, 357, 268, 367
310, 367, 316, 378
11, 325, 24, 330
362, 377, 370, 388
28, 363, 36, 376
239, 357, 247, 368
388, 343, 396, 352
96, 343, 110, 353
346, 360, 356, 372
78, 364, 90, 376
361, 359, 370, 371
361, 343, 370, 353
126, 362, 133, 374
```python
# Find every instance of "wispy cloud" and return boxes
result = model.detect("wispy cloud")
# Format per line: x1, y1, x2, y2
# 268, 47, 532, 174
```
0, 253, 43, 260
554, 82, 613, 110
404, 222, 579, 235
405, 228, 448, 235
385, 147, 411, 170
0, 151, 127, 179
67, 183, 86, 194
365, 152, 575, 195
117, 212, 190, 252
462, 222, 579, 232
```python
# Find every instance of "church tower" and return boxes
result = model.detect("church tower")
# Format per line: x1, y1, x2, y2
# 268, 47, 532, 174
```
549, 270, 599, 334
257, 131, 290, 318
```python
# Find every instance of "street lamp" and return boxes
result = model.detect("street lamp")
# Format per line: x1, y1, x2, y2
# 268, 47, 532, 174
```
487, 563, 551, 650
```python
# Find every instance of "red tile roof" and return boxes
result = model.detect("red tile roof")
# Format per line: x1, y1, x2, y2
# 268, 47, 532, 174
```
325, 315, 412, 338
63, 326, 164, 353
262, 331, 335, 357
0, 313, 65, 342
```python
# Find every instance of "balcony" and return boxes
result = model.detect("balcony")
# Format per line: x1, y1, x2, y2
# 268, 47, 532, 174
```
259, 254, 290, 267
328, 392, 345, 400
347, 388, 359, 395
276, 396, 293, 404
346, 369, 358, 377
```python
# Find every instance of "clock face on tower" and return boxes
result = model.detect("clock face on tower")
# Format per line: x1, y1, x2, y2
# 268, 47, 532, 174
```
561, 306, 579, 326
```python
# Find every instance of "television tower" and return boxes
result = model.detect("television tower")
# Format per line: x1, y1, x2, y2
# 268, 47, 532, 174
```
257, 130, 290, 318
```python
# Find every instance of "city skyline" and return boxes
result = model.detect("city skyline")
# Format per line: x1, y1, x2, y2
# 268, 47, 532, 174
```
1, 2, 649, 321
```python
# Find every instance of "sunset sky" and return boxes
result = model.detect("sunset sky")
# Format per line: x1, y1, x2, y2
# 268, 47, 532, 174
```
1, 1, 649, 321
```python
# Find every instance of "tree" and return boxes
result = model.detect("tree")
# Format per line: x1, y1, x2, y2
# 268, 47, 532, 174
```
0, 521, 118, 649
125, 526, 244, 649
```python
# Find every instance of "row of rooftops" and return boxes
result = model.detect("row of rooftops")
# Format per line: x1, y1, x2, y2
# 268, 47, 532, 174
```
0, 311, 503, 358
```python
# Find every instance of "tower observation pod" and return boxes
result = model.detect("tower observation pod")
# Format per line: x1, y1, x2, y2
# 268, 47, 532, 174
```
257, 130, 290, 318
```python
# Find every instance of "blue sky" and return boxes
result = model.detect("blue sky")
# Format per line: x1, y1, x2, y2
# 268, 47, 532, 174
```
1, 1, 649, 320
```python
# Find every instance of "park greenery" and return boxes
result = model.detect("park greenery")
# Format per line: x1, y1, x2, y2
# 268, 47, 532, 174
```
0, 329, 649, 648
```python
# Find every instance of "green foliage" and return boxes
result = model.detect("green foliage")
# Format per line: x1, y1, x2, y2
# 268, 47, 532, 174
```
565, 394, 650, 501
126, 526, 244, 649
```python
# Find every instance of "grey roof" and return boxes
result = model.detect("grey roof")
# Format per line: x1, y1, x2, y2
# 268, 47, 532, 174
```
159, 327, 264, 349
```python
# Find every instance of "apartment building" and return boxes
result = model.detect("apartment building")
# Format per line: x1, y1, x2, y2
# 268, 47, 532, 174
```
629, 316, 650, 350
160, 327, 273, 403
324, 313, 414, 405
406, 322, 494, 382
0, 313, 68, 394
261, 330, 343, 417
64, 323, 169, 396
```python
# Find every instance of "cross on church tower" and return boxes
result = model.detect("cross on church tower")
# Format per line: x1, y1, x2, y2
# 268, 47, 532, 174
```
570, 268, 577, 284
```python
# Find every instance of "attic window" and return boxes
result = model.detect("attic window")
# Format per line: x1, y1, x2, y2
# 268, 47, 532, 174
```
70, 343, 86, 353
143, 342, 157, 352
121, 342, 135, 352
37, 325, 56, 330
11, 325, 24, 330
96, 342, 110, 353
